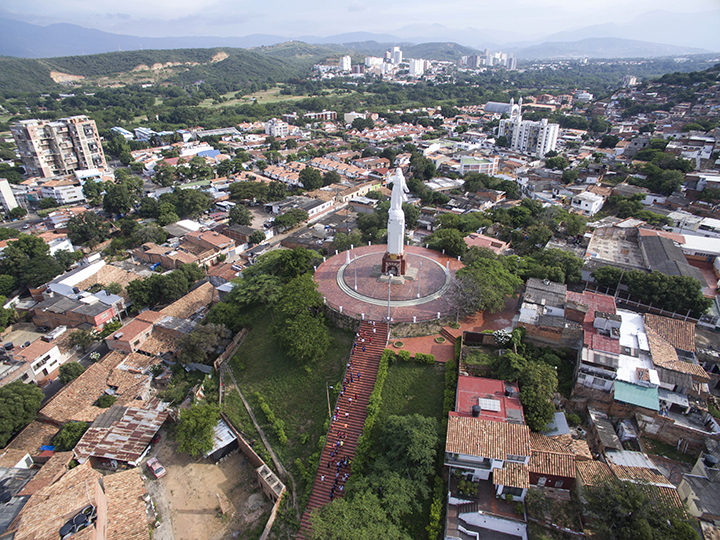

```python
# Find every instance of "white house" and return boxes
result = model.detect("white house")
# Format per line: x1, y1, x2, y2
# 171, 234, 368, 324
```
571, 191, 605, 216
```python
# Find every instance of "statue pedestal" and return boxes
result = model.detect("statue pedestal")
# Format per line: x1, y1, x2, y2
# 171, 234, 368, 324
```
381, 252, 406, 276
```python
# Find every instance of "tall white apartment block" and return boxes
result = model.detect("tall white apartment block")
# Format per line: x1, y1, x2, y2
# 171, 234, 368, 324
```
499, 102, 559, 158
391, 47, 403, 65
11, 115, 107, 178
0, 179, 18, 212
365, 56, 383, 67
409, 59, 426, 77
265, 118, 289, 138
340, 55, 352, 72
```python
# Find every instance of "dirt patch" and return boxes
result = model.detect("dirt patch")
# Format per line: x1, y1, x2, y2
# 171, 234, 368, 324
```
211, 52, 229, 63
49, 71, 85, 83
153, 437, 271, 540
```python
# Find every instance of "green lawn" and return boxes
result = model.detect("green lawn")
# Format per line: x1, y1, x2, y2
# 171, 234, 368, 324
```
228, 308, 353, 493
378, 361, 445, 421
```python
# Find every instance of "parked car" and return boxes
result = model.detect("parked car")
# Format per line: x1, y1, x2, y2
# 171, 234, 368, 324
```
146, 457, 167, 479
151, 433, 161, 444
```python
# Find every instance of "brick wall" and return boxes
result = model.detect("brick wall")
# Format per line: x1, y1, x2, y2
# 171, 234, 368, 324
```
635, 413, 720, 452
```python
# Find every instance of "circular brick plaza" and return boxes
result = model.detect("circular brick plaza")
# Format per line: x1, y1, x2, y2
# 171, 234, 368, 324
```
314, 244, 465, 323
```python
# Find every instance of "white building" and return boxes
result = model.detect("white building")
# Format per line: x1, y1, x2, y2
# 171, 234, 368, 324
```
344, 111, 367, 125
134, 127, 157, 141
264, 118, 289, 138
409, 58, 426, 77
571, 191, 605, 216
110, 127, 134, 140
340, 55, 352, 72
391, 46, 402, 65
0, 179, 18, 212
40, 179, 86, 205
364, 56, 383, 67
499, 102, 559, 158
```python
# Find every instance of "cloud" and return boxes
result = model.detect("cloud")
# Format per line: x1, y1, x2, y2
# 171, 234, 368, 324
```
348, 1, 366, 12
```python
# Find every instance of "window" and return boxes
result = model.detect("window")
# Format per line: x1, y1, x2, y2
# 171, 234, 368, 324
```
554, 480, 564, 488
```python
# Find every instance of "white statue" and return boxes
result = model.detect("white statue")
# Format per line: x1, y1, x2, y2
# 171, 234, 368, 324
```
389, 169, 409, 211
386, 169, 408, 257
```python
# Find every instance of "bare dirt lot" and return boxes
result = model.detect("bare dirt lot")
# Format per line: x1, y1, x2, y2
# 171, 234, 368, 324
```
146, 435, 272, 540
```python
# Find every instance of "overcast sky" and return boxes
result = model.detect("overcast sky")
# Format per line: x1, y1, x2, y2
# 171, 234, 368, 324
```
1, 0, 718, 41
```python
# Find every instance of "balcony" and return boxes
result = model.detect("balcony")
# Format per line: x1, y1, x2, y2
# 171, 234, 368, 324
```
445, 453, 492, 471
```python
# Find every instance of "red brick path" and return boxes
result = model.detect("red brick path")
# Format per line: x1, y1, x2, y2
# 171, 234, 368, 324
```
297, 320, 389, 539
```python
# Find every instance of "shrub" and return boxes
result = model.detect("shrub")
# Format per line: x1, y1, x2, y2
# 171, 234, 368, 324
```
398, 350, 412, 362
565, 412, 582, 426
514, 502, 524, 515
354, 349, 392, 473
426, 476, 444, 540
97, 395, 117, 408
255, 392, 287, 445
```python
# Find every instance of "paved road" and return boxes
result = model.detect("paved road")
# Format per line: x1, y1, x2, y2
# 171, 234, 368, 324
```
1, 215, 42, 231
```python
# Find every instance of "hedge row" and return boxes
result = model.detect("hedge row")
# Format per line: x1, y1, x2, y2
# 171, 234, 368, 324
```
254, 392, 288, 445
396, 349, 435, 364
352, 348, 394, 473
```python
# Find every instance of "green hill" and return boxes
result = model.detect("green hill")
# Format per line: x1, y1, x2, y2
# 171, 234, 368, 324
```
0, 47, 306, 94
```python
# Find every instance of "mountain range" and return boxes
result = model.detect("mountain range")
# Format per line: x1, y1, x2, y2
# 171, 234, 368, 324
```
0, 11, 717, 60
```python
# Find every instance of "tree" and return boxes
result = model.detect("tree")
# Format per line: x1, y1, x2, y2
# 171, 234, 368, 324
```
52, 421, 89, 451
545, 156, 569, 170
519, 362, 557, 431
0, 381, 44, 447
59, 361, 85, 384
0, 234, 62, 287
229, 205, 253, 226
176, 403, 220, 457
274, 208, 309, 231
0, 275, 17, 297
69, 330, 95, 353
454, 258, 523, 313
309, 489, 411, 540
331, 232, 362, 253
38, 197, 59, 209
267, 180, 287, 201
561, 169, 578, 184
273, 273, 330, 363
583, 479, 698, 540
322, 171, 342, 186
249, 230, 266, 244
103, 183, 133, 218
178, 324, 231, 365
426, 229, 467, 257
8, 207, 27, 220
67, 212, 111, 247
299, 167, 323, 190
82, 179, 104, 206
599, 134, 620, 148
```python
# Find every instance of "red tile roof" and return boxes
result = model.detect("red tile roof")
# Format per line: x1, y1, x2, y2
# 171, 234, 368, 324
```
446, 416, 531, 460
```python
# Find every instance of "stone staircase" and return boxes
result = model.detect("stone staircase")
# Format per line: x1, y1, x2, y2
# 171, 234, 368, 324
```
297, 320, 389, 539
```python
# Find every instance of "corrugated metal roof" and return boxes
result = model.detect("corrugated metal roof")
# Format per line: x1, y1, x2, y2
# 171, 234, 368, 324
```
614, 380, 659, 411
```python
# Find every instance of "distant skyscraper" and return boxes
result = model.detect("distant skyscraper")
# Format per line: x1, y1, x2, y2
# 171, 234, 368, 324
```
391, 47, 402, 65
409, 59, 426, 77
12, 115, 107, 178
340, 55, 352, 72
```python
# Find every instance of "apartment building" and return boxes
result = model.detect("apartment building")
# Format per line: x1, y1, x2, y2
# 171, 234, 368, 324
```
11, 115, 107, 178
265, 118, 289, 138
500, 115, 559, 158
39, 177, 85, 205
